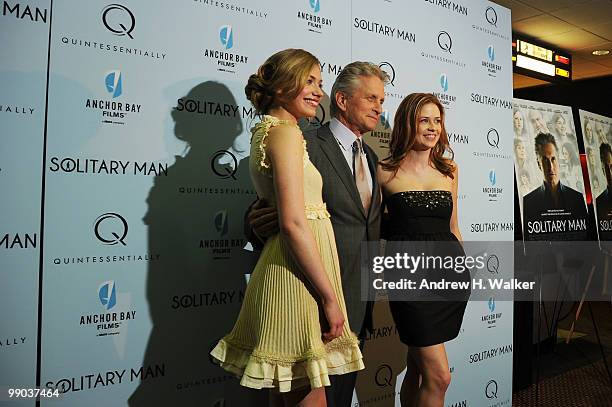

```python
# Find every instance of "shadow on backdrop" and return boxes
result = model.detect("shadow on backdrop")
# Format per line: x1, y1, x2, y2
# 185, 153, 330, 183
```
129, 81, 262, 406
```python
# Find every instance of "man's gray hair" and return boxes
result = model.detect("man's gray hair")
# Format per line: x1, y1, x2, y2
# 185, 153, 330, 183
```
330, 62, 389, 116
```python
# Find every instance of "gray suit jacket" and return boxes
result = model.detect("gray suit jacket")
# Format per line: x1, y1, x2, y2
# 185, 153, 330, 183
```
304, 123, 382, 335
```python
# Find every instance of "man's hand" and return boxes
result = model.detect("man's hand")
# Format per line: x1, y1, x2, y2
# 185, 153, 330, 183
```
248, 199, 279, 240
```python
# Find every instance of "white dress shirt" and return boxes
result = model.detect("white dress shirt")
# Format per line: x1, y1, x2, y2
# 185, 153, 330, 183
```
328, 118, 374, 194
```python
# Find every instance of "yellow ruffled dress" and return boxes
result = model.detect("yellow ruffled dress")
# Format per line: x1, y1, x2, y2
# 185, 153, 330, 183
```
210, 115, 364, 392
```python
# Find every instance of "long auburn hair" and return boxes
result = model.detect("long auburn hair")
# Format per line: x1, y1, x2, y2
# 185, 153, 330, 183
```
380, 93, 455, 179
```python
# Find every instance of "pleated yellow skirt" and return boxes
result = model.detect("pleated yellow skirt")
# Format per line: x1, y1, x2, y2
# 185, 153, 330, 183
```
210, 214, 364, 392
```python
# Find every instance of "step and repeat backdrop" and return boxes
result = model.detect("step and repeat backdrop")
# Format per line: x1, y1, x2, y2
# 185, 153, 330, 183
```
1, 0, 514, 406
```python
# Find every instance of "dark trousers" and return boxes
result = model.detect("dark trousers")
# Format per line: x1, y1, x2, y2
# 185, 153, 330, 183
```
325, 370, 357, 407
325, 329, 367, 407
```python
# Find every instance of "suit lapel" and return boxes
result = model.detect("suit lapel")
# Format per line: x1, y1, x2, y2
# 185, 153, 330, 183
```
363, 142, 380, 218
317, 125, 366, 217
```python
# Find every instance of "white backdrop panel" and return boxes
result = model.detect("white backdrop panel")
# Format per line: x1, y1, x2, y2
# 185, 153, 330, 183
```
0, 1, 50, 403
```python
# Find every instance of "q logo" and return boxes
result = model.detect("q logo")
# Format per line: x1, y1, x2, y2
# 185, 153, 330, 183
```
314, 104, 326, 126
219, 25, 234, 50
99, 281, 117, 310
485, 6, 498, 27
439, 74, 449, 92
437, 31, 452, 53
487, 45, 495, 62
489, 169, 496, 186
101, 4, 135, 39
486, 128, 500, 149
211, 150, 238, 180
486, 254, 500, 274
378, 61, 396, 86
309, 0, 320, 13
485, 379, 499, 398
374, 364, 393, 387
304, 104, 327, 129
94, 213, 128, 246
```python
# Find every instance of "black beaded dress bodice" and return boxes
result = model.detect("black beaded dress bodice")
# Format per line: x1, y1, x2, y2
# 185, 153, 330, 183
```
385, 190, 455, 239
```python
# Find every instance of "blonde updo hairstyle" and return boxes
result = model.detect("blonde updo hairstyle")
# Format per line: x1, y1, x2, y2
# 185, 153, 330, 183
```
245, 48, 320, 114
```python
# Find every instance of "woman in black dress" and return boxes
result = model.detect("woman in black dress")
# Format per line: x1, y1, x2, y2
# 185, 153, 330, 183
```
377, 93, 469, 407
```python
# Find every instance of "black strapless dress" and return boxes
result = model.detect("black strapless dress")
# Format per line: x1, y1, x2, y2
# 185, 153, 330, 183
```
384, 190, 470, 347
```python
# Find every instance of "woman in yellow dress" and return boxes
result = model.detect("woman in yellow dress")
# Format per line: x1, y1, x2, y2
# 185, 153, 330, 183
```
210, 49, 363, 406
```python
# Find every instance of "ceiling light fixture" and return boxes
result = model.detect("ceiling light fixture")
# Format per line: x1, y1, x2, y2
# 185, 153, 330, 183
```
592, 50, 610, 56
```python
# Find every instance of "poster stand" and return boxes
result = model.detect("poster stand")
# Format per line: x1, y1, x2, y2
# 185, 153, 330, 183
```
564, 263, 612, 389
534, 261, 612, 405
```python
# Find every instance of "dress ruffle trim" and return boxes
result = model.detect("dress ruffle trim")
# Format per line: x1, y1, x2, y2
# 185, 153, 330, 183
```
251, 115, 309, 176
210, 336, 364, 392
305, 203, 331, 220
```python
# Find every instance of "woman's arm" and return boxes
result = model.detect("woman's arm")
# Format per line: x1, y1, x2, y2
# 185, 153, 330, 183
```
376, 163, 393, 197
377, 164, 391, 239
266, 124, 344, 341
450, 163, 463, 242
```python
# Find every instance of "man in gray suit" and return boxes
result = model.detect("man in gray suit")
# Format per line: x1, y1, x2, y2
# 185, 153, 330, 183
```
248, 61, 388, 407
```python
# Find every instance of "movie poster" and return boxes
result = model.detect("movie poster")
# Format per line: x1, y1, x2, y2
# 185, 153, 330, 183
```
579, 110, 612, 241
513, 99, 588, 240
